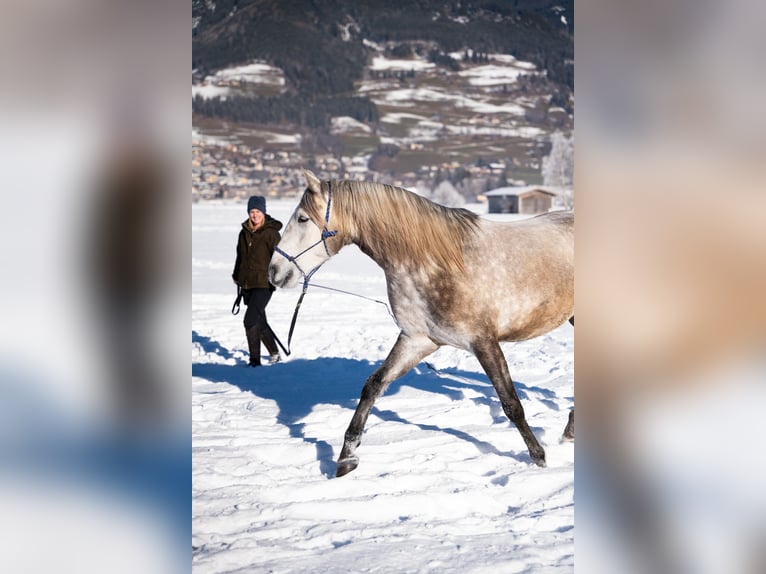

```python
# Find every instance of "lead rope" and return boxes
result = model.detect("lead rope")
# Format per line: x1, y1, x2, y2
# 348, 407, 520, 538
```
278, 278, 396, 357
272, 182, 397, 356
279, 265, 320, 356
307, 282, 397, 323
272, 183, 337, 356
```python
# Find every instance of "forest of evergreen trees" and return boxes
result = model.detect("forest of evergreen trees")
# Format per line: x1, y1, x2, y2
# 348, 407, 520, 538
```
193, 0, 573, 95
192, 94, 379, 129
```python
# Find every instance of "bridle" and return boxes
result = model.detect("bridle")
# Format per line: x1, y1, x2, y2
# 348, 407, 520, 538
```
273, 181, 338, 287
271, 181, 339, 355
270, 180, 397, 356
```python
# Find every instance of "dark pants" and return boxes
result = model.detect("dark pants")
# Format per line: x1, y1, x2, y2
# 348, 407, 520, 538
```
242, 288, 273, 331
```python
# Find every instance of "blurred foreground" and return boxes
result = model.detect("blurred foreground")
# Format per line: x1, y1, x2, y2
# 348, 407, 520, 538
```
0, 1, 188, 572
577, 1, 766, 573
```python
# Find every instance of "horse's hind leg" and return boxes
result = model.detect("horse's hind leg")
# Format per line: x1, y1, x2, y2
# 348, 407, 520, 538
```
473, 339, 546, 467
336, 332, 438, 477
562, 409, 574, 441
564, 316, 574, 439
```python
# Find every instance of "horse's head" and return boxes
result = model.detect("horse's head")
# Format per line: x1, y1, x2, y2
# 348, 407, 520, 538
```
269, 169, 338, 289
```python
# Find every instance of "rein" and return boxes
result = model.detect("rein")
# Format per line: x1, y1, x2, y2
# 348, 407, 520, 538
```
305, 282, 397, 323
231, 285, 243, 315
272, 182, 397, 355
272, 183, 339, 355
278, 280, 396, 357
273, 181, 337, 272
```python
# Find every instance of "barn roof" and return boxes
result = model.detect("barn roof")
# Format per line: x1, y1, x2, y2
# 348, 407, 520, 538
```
485, 185, 559, 197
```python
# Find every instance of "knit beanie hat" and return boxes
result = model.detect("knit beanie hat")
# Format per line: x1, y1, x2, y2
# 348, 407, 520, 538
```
247, 195, 266, 214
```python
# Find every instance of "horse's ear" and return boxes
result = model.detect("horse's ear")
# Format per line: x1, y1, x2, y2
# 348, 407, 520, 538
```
303, 169, 322, 194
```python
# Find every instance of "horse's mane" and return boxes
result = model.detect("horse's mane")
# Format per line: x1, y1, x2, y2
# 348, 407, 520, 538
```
302, 179, 479, 272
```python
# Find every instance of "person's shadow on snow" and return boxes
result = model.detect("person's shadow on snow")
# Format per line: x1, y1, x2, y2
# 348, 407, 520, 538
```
192, 331, 558, 477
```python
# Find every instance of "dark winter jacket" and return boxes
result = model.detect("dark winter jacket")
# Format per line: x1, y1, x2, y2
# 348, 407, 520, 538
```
233, 215, 283, 289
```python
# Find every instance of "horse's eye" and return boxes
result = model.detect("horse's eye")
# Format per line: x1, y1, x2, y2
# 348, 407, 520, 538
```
297, 215, 309, 223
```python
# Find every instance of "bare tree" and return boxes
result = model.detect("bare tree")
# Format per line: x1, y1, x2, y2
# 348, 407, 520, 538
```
431, 180, 465, 208
542, 131, 574, 209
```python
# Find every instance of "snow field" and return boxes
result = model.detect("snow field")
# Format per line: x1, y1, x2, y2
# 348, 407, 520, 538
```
193, 200, 573, 572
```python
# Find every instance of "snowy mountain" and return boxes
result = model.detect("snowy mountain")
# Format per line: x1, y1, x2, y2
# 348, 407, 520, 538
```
192, 0, 573, 95
192, 0, 573, 186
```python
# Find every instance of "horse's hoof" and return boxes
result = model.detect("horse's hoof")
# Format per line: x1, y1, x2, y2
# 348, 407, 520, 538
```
336, 457, 359, 477
530, 452, 547, 468
561, 410, 574, 441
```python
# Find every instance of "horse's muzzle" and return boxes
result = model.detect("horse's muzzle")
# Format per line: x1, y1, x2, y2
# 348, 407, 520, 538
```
269, 263, 296, 289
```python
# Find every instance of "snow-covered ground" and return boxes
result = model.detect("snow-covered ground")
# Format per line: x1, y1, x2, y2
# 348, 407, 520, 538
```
192, 61, 286, 100
369, 55, 436, 72
192, 200, 574, 573
193, 51, 547, 148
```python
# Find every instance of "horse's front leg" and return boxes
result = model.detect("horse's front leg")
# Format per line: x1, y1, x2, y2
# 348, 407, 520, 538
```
473, 339, 547, 467
336, 332, 438, 477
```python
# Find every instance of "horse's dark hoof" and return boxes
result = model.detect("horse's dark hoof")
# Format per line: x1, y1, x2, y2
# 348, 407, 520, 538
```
336, 457, 359, 477
530, 450, 547, 468
561, 410, 574, 442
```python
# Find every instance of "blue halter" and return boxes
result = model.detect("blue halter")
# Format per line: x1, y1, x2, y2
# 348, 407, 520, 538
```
273, 181, 338, 286
271, 182, 339, 355
270, 181, 395, 355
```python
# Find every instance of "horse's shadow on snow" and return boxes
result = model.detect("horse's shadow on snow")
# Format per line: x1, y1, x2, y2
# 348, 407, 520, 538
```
192, 331, 564, 477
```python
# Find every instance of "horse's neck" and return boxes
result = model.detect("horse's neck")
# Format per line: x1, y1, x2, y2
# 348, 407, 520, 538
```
352, 232, 403, 274
351, 227, 438, 284
342, 192, 463, 278
339, 196, 394, 271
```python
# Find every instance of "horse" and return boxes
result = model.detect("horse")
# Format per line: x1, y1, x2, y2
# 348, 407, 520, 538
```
269, 170, 574, 477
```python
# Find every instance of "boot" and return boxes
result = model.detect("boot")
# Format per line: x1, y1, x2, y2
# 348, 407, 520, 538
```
245, 326, 261, 367
261, 328, 281, 364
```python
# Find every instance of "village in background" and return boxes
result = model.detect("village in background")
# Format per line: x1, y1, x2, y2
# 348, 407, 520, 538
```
192, 122, 573, 214
193, 1, 573, 214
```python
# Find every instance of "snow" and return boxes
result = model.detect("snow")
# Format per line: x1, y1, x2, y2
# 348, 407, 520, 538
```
192, 84, 230, 100
330, 116, 372, 134
369, 85, 526, 117
379, 112, 430, 124
458, 64, 529, 86
251, 131, 302, 145
209, 62, 285, 86
192, 201, 574, 572
378, 87, 454, 104
370, 55, 435, 72
446, 52, 538, 72
192, 61, 286, 99
192, 127, 234, 146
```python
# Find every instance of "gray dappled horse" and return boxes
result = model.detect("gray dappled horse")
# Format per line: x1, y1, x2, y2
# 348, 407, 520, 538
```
269, 170, 574, 477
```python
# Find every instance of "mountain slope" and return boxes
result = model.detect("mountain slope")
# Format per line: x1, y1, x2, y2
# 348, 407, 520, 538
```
192, 0, 572, 96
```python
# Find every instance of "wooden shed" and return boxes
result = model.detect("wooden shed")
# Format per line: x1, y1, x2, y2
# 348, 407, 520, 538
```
485, 186, 558, 214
